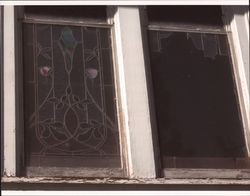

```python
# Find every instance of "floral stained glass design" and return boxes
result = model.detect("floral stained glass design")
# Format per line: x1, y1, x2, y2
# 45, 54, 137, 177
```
23, 24, 121, 168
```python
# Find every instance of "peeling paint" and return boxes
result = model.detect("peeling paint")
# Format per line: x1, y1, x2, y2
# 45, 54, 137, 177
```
2, 176, 250, 185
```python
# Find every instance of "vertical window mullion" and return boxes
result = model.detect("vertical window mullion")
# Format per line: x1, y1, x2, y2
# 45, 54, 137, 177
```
113, 6, 156, 178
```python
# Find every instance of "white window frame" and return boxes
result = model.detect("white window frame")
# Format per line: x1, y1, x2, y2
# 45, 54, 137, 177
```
2, 5, 156, 179
3, 5, 16, 177
222, 6, 250, 155
2, 5, 249, 181
111, 6, 156, 178
145, 6, 250, 179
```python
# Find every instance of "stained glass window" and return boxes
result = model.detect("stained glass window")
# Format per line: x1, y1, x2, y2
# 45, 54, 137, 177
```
23, 23, 121, 174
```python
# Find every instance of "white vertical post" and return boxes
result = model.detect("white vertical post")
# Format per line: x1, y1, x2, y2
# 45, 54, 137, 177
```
113, 6, 156, 178
222, 6, 250, 155
3, 5, 16, 176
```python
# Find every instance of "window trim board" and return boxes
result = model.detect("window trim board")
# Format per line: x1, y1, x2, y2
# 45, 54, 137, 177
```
3, 5, 128, 178
112, 6, 156, 179
3, 5, 16, 177
222, 6, 250, 156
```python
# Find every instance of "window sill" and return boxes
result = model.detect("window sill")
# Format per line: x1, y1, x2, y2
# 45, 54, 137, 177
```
2, 176, 250, 190
2, 176, 250, 185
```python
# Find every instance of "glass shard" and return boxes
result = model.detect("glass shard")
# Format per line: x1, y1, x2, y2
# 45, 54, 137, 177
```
202, 34, 219, 59
187, 33, 203, 51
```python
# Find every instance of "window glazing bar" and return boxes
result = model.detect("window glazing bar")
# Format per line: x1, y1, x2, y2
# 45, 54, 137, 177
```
22, 16, 113, 28
148, 23, 227, 34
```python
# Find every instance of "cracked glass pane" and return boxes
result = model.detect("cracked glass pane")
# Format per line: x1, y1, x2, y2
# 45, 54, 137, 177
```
148, 31, 247, 168
23, 23, 121, 169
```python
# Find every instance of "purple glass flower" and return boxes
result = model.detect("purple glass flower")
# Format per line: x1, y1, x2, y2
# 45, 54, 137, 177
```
39, 66, 51, 77
86, 68, 98, 79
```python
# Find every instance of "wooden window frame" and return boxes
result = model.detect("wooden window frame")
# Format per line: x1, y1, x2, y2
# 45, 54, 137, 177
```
20, 7, 125, 178
1, 5, 249, 182
2, 5, 157, 179
26, 6, 128, 178
143, 6, 250, 179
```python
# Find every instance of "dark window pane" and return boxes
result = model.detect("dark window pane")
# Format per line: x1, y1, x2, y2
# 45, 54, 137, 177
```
24, 6, 107, 22
23, 23, 120, 171
147, 6, 223, 26
148, 31, 247, 168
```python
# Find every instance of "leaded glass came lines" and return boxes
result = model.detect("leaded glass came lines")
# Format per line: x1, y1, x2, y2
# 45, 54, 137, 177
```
23, 24, 121, 168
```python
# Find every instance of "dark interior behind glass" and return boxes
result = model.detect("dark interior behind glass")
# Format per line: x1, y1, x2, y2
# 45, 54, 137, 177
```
24, 6, 107, 22
147, 6, 249, 169
147, 6, 223, 26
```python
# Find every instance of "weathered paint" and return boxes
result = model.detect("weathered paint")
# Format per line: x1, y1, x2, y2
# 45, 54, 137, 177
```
113, 6, 156, 178
1, 176, 250, 185
3, 5, 16, 176
222, 6, 250, 155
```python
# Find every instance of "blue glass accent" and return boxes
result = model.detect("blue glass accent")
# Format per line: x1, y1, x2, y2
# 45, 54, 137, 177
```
60, 27, 77, 50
